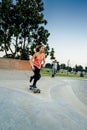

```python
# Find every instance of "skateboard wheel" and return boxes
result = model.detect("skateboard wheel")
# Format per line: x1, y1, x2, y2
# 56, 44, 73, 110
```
37, 89, 40, 93
33, 90, 37, 93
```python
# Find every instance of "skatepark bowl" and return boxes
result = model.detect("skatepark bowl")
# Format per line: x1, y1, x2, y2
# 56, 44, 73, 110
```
0, 70, 87, 130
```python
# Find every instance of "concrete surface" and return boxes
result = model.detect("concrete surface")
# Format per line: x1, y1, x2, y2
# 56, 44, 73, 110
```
0, 70, 87, 130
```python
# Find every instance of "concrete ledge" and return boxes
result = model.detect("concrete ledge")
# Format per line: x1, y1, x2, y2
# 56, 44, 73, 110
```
0, 58, 31, 70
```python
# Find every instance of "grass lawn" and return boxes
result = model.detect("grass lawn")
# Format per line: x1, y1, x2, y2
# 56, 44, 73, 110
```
41, 68, 87, 79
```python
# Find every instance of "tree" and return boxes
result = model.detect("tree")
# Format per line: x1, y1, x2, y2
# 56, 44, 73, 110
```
84, 67, 87, 74
74, 64, 78, 73
60, 63, 66, 70
45, 63, 51, 68
0, 0, 13, 56
74, 64, 84, 74
78, 65, 83, 72
50, 48, 55, 60
0, 0, 50, 60
57, 61, 60, 71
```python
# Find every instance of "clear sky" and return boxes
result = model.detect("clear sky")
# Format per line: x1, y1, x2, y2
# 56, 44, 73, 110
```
43, 0, 87, 67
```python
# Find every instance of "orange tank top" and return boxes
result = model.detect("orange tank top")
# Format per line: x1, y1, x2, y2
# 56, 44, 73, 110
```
33, 53, 44, 69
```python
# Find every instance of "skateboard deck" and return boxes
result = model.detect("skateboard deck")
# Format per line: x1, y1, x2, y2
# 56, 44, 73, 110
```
29, 86, 40, 93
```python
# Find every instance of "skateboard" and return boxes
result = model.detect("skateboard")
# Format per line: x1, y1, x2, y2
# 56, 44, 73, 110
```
29, 85, 40, 93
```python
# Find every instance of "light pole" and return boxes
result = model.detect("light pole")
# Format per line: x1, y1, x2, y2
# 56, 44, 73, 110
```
67, 59, 70, 75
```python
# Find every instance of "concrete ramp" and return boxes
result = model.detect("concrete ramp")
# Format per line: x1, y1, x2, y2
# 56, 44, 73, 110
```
0, 70, 87, 130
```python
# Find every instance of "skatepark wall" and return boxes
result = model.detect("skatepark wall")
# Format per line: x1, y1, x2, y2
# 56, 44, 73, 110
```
0, 58, 31, 70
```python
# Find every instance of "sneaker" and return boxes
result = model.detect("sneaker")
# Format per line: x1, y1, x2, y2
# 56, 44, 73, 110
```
30, 85, 33, 88
30, 85, 37, 88
33, 85, 37, 88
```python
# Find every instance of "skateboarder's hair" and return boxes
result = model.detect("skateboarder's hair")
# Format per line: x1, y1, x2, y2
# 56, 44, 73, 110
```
36, 45, 44, 52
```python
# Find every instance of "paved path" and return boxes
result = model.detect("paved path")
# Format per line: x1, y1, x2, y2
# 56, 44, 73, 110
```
0, 70, 87, 130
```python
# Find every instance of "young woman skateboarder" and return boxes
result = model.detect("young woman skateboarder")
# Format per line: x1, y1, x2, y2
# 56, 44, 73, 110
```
29, 45, 45, 90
